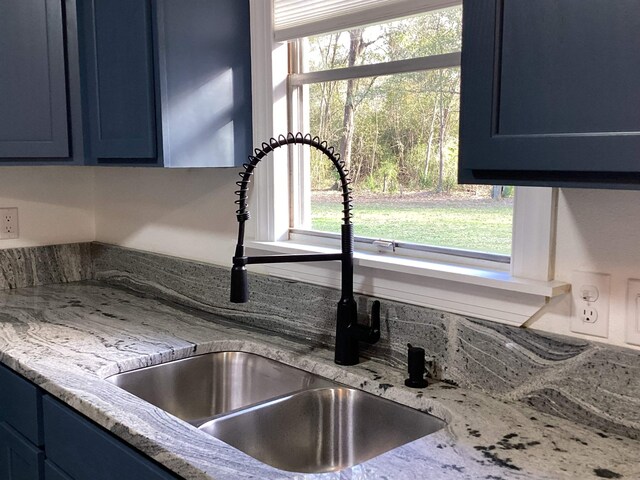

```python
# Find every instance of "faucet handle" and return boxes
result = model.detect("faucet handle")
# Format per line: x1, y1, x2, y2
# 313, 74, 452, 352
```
350, 300, 381, 344
367, 300, 381, 343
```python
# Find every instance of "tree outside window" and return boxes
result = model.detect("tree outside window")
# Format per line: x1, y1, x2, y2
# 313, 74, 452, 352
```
291, 6, 513, 255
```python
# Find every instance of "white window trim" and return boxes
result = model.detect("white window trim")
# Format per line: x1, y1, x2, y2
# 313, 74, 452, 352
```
248, 0, 569, 327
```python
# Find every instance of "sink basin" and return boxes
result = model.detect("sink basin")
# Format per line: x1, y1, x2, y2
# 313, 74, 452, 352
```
107, 351, 445, 473
199, 387, 446, 473
105, 351, 333, 425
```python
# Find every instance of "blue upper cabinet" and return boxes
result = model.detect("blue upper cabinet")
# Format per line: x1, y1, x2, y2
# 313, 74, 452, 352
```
78, 0, 157, 165
0, 0, 77, 163
459, 0, 640, 189
154, 0, 252, 168
78, 0, 252, 167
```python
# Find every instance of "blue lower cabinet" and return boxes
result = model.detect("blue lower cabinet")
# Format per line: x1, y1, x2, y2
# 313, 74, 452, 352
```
0, 364, 43, 446
44, 461, 72, 480
0, 365, 176, 480
43, 396, 178, 480
0, 422, 44, 480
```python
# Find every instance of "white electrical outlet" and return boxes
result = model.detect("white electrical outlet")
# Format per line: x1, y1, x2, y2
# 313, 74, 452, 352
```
570, 271, 610, 338
625, 279, 640, 346
0, 208, 19, 240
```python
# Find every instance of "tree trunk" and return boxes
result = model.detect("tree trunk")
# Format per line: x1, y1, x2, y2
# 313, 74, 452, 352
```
437, 86, 445, 193
338, 29, 364, 175
319, 34, 340, 138
340, 82, 356, 172
353, 137, 364, 184
424, 101, 438, 178
492, 185, 503, 200
370, 111, 379, 178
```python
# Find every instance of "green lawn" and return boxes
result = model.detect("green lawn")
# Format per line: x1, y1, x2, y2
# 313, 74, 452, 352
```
311, 200, 513, 255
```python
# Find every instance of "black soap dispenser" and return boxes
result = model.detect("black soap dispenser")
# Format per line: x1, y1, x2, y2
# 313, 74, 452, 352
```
404, 343, 428, 388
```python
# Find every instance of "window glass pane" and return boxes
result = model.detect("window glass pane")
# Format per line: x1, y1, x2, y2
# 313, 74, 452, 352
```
306, 66, 513, 255
303, 6, 462, 72
297, 6, 512, 256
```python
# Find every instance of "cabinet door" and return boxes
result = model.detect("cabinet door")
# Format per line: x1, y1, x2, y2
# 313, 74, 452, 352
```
44, 460, 72, 480
154, 0, 252, 167
78, 0, 158, 164
0, 364, 43, 447
0, 423, 44, 480
43, 396, 177, 480
459, 0, 640, 188
0, 0, 69, 159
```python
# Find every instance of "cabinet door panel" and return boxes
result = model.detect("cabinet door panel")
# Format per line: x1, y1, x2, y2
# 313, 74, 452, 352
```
43, 396, 177, 480
155, 0, 252, 167
0, 423, 44, 480
79, 0, 157, 163
0, 0, 69, 158
0, 364, 43, 447
498, 0, 640, 136
44, 460, 72, 480
459, 0, 640, 188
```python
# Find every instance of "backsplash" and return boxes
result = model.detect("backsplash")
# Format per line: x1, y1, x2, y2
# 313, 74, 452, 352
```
0, 243, 92, 290
2, 242, 639, 440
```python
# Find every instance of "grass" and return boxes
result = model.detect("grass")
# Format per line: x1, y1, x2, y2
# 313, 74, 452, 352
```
311, 197, 513, 255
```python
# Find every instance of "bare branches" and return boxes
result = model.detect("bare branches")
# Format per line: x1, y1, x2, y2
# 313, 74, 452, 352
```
305, 8, 464, 194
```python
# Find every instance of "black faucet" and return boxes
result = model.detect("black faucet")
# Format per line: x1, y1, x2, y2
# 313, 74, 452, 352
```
230, 133, 380, 365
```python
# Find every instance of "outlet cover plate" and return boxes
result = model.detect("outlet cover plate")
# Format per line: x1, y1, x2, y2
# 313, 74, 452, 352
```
570, 271, 610, 338
0, 207, 18, 240
626, 279, 640, 346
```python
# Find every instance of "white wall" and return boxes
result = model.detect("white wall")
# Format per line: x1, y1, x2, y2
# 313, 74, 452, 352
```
0, 165, 243, 264
93, 168, 240, 264
533, 188, 640, 348
0, 167, 95, 248
3, 166, 640, 350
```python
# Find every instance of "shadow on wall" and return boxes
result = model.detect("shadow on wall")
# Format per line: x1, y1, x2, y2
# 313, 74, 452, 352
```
93, 167, 242, 265
0, 166, 95, 248
555, 188, 640, 274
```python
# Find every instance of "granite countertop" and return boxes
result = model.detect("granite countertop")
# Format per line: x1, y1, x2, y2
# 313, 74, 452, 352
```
0, 281, 637, 480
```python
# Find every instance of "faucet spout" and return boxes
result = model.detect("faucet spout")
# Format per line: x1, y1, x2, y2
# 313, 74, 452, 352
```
230, 133, 380, 366
230, 264, 248, 303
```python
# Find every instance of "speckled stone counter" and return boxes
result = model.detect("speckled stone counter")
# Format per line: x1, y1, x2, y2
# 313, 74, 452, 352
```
0, 281, 637, 479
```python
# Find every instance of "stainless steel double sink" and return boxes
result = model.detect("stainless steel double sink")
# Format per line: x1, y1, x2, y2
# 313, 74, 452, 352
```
106, 351, 445, 473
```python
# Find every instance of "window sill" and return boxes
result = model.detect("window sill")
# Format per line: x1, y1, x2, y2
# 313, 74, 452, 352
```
245, 240, 570, 326
247, 240, 568, 297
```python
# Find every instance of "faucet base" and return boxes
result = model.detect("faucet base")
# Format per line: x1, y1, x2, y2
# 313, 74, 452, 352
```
335, 297, 359, 365
334, 336, 360, 366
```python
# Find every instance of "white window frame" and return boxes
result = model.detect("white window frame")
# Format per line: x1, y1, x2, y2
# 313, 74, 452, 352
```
287, 33, 510, 267
248, 0, 569, 327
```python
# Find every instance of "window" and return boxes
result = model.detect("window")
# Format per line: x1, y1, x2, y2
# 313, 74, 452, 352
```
247, 0, 563, 327
287, 4, 513, 263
